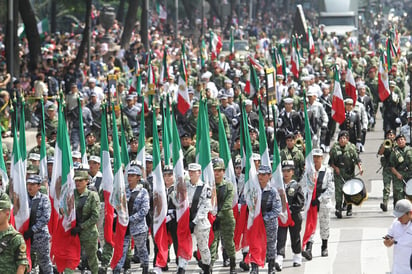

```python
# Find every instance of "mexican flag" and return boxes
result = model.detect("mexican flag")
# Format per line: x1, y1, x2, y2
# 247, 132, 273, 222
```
291, 37, 300, 78
331, 68, 345, 124
39, 99, 48, 183
161, 95, 173, 165
78, 98, 88, 166
152, 108, 168, 268
129, 55, 141, 94
201, 38, 208, 67
172, 110, 192, 260
302, 91, 317, 248
110, 105, 129, 269
258, 105, 270, 166
156, 1, 167, 21
50, 100, 80, 272
345, 56, 357, 106
160, 47, 169, 84
242, 102, 266, 267
136, 107, 146, 177
18, 18, 49, 39
100, 105, 114, 247
245, 61, 260, 98
120, 108, 130, 167
209, 30, 222, 60
177, 46, 191, 115
378, 51, 390, 102
307, 27, 315, 54
229, 27, 235, 60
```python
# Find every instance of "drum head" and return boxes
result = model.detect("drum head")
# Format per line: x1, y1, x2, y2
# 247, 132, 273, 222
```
343, 179, 364, 195
405, 179, 412, 195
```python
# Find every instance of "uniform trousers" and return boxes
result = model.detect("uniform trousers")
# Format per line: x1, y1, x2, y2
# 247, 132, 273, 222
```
277, 213, 302, 257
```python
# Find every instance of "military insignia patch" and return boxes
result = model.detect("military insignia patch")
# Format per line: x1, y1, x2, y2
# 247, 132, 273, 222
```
206, 189, 212, 198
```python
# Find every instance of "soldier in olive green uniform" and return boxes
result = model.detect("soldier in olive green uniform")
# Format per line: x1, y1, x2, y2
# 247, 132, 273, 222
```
377, 130, 396, 212
86, 132, 101, 157
45, 104, 58, 140
280, 134, 305, 182
0, 191, 28, 274
180, 132, 196, 169
389, 134, 412, 207
209, 100, 231, 142
28, 132, 55, 157
67, 168, 100, 274
329, 131, 363, 218
209, 158, 237, 274
114, 106, 133, 142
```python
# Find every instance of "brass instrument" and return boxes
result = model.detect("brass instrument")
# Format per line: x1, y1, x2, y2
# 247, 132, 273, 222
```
296, 138, 304, 147
384, 139, 392, 149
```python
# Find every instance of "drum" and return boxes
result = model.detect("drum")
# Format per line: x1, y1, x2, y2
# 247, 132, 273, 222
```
404, 179, 412, 202
343, 178, 368, 206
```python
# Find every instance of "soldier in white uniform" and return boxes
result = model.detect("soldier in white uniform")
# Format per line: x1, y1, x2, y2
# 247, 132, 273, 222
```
302, 149, 335, 260
306, 89, 328, 148
177, 163, 212, 274
353, 100, 369, 152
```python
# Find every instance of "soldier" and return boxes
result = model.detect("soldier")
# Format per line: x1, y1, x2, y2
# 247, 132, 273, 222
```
86, 91, 102, 138
389, 134, 412, 207
23, 174, 53, 273
86, 132, 101, 157
357, 83, 374, 131
329, 130, 363, 218
69, 168, 100, 274
353, 99, 368, 152
177, 163, 212, 274
382, 88, 402, 134
128, 137, 139, 160
400, 113, 412, 145
319, 83, 335, 153
277, 97, 304, 149
250, 165, 281, 274
302, 149, 335, 260
28, 132, 54, 157
209, 158, 237, 274
365, 67, 378, 130
377, 130, 396, 212
114, 166, 150, 274
114, 105, 133, 142
45, 104, 58, 140
209, 100, 231, 142
276, 160, 305, 271
180, 132, 196, 169
306, 89, 328, 148
280, 133, 305, 182
124, 94, 140, 136
339, 98, 362, 149
0, 192, 28, 273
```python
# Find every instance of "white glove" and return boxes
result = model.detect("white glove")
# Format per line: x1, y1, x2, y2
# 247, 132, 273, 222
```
232, 118, 238, 126
395, 117, 401, 125
356, 142, 362, 151
278, 211, 288, 224
277, 118, 283, 127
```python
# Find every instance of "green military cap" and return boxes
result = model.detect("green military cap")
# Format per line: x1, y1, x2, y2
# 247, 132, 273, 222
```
361, 47, 368, 53
211, 99, 219, 107
48, 104, 57, 111
0, 192, 11, 210
212, 157, 225, 170
193, 101, 200, 108
27, 164, 39, 174
74, 169, 89, 180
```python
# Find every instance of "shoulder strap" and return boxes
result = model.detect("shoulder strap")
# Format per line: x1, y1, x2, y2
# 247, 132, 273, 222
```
217, 184, 227, 213
128, 190, 140, 215
29, 197, 41, 227
76, 192, 89, 224
189, 185, 205, 222
315, 171, 327, 199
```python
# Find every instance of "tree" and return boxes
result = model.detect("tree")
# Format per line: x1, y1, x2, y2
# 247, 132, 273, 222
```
74, 0, 92, 69
19, 0, 41, 72
120, 0, 140, 50
116, 0, 126, 24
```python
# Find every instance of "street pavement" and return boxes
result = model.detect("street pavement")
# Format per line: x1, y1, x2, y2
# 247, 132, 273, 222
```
9, 111, 398, 274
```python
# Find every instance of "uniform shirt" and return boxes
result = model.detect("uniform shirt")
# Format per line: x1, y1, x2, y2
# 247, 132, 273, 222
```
387, 219, 412, 274
389, 146, 412, 175
285, 180, 305, 214
308, 101, 329, 128
312, 165, 335, 207
280, 146, 305, 181
127, 184, 150, 235
0, 226, 28, 272
28, 191, 51, 236
186, 179, 212, 228
329, 142, 360, 180
260, 185, 282, 222
74, 188, 100, 238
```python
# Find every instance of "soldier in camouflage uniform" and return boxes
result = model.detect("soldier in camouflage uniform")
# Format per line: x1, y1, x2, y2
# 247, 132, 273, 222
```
123, 94, 140, 136
280, 133, 305, 182
23, 175, 53, 273
114, 105, 133, 142
365, 67, 379, 129
114, 166, 150, 274
180, 132, 196, 169
67, 168, 100, 274
28, 132, 55, 157
377, 130, 396, 212
0, 192, 28, 274
86, 132, 101, 157
209, 100, 231, 142
209, 158, 236, 274
329, 131, 363, 219
45, 104, 58, 140
302, 149, 335, 261
389, 134, 412, 207
250, 165, 281, 274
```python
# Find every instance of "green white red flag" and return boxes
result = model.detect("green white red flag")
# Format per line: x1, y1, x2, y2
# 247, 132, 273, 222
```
331, 68, 345, 124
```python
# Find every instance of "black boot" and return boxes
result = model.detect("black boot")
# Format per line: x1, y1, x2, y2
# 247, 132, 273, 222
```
177, 267, 185, 274
321, 239, 328, 257
268, 259, 275, 274
346, 204, 352, 216
203, 264, 211, 274
230, 257, 237, 274
222, 248, 230, 267
142, 265, 149, 274
239, 252, 250, 271
335, 205, 342, 219
250, 263, 259, 274
380, 202, 388, 212
302, 241, 313, 261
